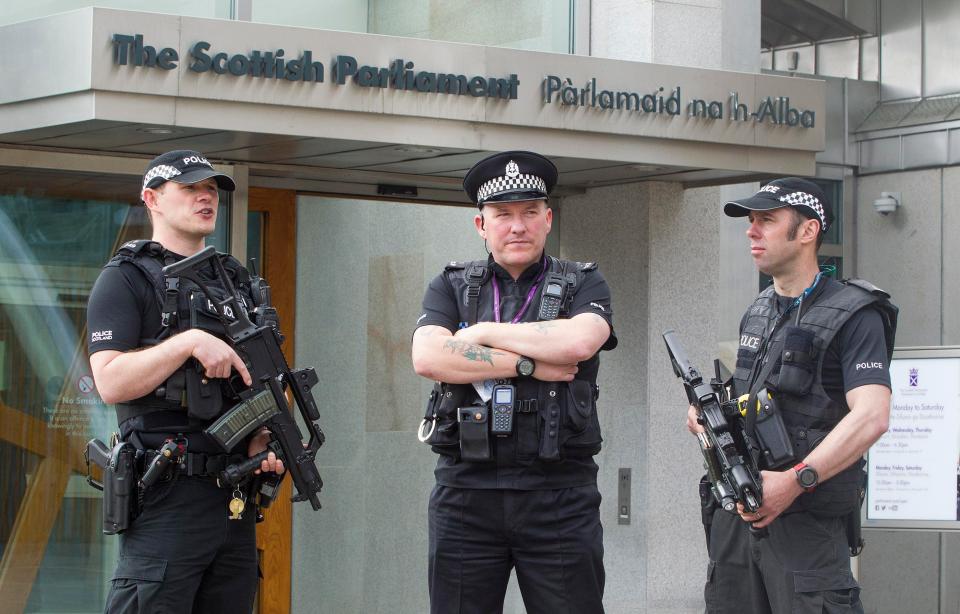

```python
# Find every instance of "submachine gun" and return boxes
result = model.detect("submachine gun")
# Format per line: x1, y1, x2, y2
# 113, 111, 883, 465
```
164, 246, 326, 510
662, 330, 762, 514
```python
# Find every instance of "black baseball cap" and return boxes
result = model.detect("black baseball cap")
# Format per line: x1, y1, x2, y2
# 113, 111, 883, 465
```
463, 150, 558, 208
141, 150, 236, 194
724, 177, 833, 232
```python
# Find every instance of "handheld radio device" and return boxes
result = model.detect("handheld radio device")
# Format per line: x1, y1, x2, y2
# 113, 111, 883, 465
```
490, 383, 516, 436
538, 274, 566, 320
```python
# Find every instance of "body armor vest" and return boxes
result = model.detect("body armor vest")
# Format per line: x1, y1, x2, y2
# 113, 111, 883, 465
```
422, 256, 604, 467
733, 277, 898, 516
104, 240, 254, 429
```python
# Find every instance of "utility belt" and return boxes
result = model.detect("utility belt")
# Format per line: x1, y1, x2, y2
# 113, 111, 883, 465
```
417, 379, 602, 464
141, 448, 244, 480
85, 435, 246, 535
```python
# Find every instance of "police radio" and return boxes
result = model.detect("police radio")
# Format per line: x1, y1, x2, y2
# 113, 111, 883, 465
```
538, 274, 567, 320
490, 382, 516, 436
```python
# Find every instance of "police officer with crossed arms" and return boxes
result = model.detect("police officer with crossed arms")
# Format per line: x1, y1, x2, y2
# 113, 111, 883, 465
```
412, 150, 618, 614
87, 150, 284, 613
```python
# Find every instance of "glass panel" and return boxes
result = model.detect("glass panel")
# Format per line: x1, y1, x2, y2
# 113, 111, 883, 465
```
251, 0, 369, 32
368, 0, 572, 52
0, 166, 230, 612
1, 0, 232, 27
251, 0, 574, 53
247, 211, 265, 272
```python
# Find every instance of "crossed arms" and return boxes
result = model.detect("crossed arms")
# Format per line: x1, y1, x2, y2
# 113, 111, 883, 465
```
411, 314, 612, 384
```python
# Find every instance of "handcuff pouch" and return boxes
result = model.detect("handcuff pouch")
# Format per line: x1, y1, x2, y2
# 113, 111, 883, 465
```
458, 405, 491, 462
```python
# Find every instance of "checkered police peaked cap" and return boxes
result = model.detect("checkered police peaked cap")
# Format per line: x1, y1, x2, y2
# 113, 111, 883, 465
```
141, 150, 236, 194
463, 150, 558, 208
723, 177, 834, 233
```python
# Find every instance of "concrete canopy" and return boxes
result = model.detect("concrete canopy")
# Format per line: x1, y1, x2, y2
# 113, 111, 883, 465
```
0, 8, 826, 203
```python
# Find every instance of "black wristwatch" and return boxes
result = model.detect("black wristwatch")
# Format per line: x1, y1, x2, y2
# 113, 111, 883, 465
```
793, 462, 819, 493
516, 356, 536, 377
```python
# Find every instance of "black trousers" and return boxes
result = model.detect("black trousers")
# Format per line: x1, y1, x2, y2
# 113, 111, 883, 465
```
428, 484, 605, 614
104, 474, 258, 614
704, 508, 862, 614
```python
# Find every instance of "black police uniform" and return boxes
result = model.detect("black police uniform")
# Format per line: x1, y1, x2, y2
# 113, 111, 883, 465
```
87, 240, 261, 613
417, 252, 616, 614
703, 276, 897, 614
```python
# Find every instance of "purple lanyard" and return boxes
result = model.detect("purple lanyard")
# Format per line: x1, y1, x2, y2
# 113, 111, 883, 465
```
492, 256, 547, 323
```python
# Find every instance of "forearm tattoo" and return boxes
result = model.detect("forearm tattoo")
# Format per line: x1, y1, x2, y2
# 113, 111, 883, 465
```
533, 322, 557, 335
442, 339, 501, 366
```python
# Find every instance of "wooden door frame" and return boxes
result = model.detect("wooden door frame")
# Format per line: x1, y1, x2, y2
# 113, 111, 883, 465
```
248, 187, 297, 614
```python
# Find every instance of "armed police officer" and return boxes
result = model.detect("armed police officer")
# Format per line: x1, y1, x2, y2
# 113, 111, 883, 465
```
412, 151, 617, 614
87, 150, 284, 613
687, 178, 897, 614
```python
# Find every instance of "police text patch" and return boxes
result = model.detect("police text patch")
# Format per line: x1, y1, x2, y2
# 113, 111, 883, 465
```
91, 330, 113, 343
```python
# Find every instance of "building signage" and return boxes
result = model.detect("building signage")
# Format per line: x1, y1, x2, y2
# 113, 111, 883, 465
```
112, 34, 519, 100
112, 32, 815, 128
542, 76, 816, 128
867, 353, 960, 526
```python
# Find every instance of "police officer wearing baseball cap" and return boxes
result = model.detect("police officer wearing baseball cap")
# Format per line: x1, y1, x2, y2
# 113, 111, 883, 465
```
87, 150, 284, 613
687, 178, 898, 614
412, 150, 618, 613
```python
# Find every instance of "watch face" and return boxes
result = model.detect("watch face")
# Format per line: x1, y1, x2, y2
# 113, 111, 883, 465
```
798, 467, 818, 488
518, 359, 535, 377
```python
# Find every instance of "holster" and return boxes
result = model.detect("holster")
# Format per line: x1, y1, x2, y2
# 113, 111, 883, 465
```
749, 391, 795, 469
86, 439, 140, 535
699, 475, 719, 548
846, 471, 867, 556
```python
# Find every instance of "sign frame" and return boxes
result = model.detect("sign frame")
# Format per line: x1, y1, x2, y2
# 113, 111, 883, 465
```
863, 345, 960, 532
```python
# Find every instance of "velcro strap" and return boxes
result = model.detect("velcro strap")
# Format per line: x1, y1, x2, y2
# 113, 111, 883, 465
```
183, 452, 235, 477
516, 399, 539, 413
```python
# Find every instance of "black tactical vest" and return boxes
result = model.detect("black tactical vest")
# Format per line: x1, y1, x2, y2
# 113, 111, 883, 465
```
422, 256, 605, 487
733, 277, 898, 516
104, 240, 254, 430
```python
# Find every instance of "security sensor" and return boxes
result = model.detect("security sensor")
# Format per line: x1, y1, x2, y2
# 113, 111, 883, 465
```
873, 192, 900, 215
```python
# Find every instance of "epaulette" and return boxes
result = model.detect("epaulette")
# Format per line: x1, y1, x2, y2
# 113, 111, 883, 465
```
444, 261, 467, 271
576, 261, 597, 272
115, 239, 164, 257
841, 278, 891, 299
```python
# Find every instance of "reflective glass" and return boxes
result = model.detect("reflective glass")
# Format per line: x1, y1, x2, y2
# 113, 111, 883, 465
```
1, 1, 232, 27
251, 0, 573, 53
